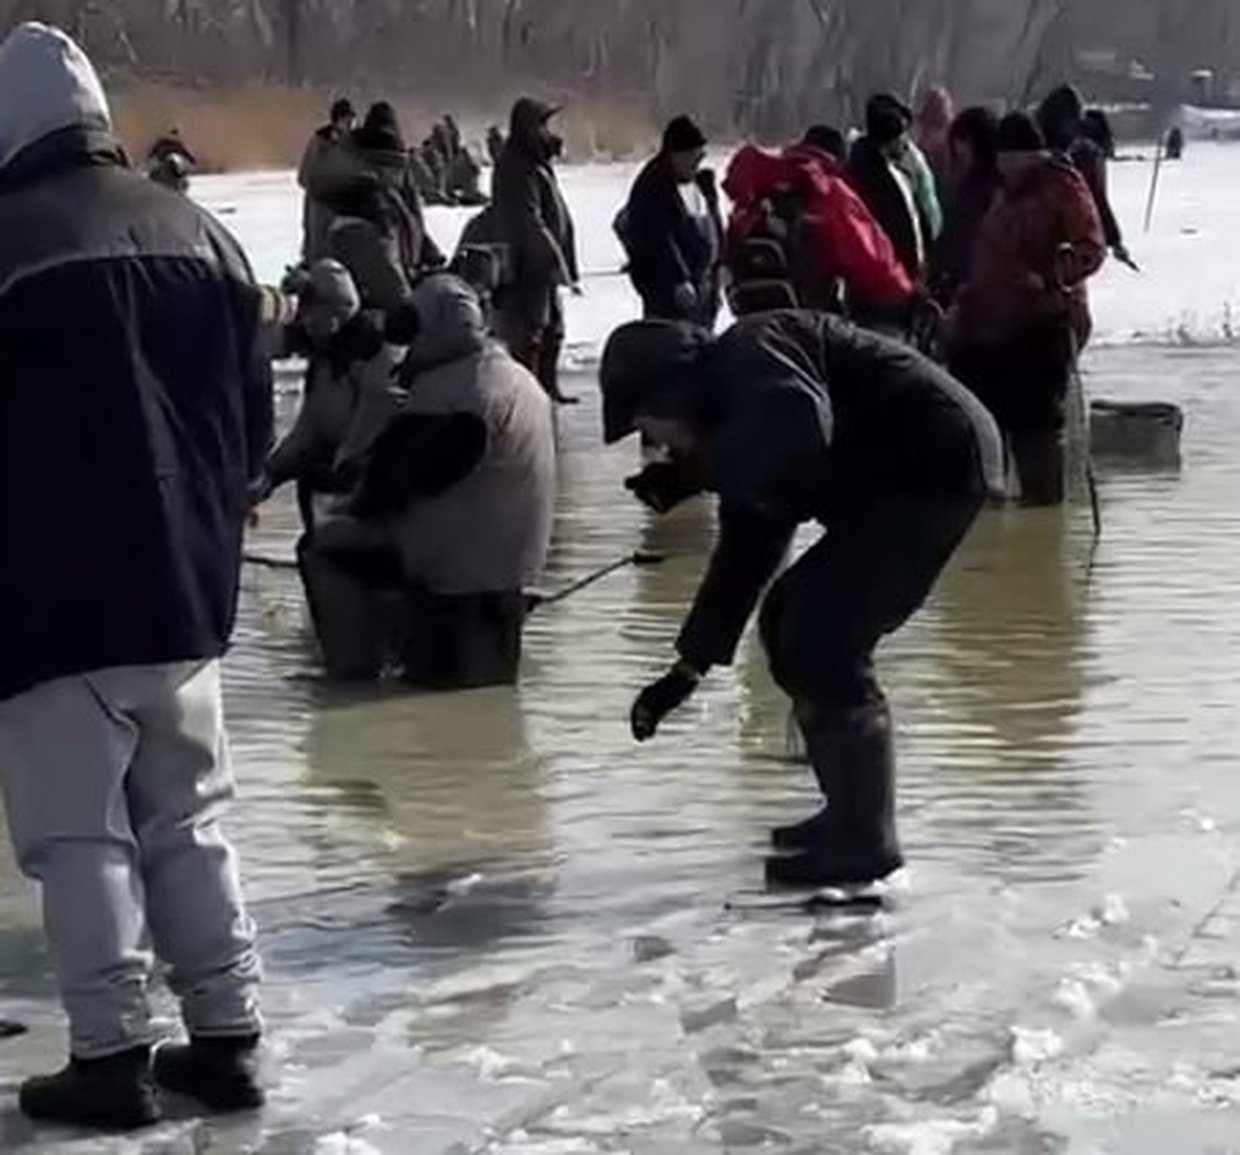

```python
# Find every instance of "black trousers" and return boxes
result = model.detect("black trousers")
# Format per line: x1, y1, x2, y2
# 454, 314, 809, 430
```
759, 497, 982, 711
495, 284, 565, 398
949, 320, 1076, 507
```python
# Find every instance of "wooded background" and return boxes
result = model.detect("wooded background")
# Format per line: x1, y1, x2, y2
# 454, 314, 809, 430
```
4, 1, 1238, 136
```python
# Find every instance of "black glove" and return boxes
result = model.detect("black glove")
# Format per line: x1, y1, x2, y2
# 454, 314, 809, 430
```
625, 459, 705, 514
631, 663, 701, 742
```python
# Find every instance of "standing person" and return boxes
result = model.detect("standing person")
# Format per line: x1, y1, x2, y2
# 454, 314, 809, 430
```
848, 94, 940, 282
913, 85, 955, 190
930, 106, 1001, 306
0, 23, 270, 1129
298, 97, 357, 262
1037, 84, 1134, 268
617, 115, 724, 328
599, 314, 1002, 887
947, 113, 1105, 506
146, 126, 197, 193
492, 97, 580, 404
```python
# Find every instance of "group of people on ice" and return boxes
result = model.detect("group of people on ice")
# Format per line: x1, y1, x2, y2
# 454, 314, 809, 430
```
0, 17, 1136, 1135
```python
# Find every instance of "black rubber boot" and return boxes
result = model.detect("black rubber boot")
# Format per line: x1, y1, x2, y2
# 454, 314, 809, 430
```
770, 807, 830, 852
766, 702, 904, 889
153, 1034, 264, 1113
20, 1045, 160, 1131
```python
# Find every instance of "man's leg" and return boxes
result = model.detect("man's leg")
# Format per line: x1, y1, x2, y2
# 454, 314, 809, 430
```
0, 672, 160, 1129
537, 286, 576, 404
118, 660, 265, 1112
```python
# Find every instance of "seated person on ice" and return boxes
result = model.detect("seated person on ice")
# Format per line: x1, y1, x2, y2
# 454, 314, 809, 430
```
599, 314, 1003, 889
255, 264, 555, 689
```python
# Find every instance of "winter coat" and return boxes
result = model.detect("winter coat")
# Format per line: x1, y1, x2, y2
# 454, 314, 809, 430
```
913, 87, 954, 190
723, 144, 913, 315
847, 136, 934, 281
619, 153, 723, 323
953, 155, 1105, 347
599, 314, 1003, 671
298, 123, 346, 262
0, 25, 273, 701
492, 110, 578, 298
898, 141, 943, 242
930, 168, 1001, 304
341, 275, 556, 595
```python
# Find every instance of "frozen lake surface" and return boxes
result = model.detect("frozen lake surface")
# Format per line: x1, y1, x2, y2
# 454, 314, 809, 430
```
4, 147, 1240, 1152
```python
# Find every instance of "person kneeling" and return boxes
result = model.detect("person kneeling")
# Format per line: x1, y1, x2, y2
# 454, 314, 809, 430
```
600, 314, 1003, 888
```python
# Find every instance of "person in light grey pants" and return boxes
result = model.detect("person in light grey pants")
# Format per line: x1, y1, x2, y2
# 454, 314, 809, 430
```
0, 661, 261, 1061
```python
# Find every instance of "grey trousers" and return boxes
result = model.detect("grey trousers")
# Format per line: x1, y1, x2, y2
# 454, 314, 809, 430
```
0, 660, 261, 1058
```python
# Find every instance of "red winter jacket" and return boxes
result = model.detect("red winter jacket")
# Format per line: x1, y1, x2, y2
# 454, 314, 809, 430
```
723, 145, 914, 313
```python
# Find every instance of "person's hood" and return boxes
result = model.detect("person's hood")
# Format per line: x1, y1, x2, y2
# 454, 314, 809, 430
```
0, 23, 111, 171
508, 97, 560, 157
915, 86, 954, 135
400, 273, 487, 374
1037, 84, 1085, 147
599, 320, 712, 444
723, 144, 834, 208
782, 142, 846, 181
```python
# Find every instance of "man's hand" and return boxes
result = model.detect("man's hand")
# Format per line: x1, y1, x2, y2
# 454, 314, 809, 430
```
247, 472, 275, 513
1112, 243, 1140, 272
570, 282, 586, 297
624, 459, 704, 514
631, 662, 702, 741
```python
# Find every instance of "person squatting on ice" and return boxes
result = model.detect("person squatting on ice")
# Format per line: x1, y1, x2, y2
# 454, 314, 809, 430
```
599, 313, 1003, 889
0, 23, 270, 1129
254, 267, 556, 689
947, 112, 1105, 507
616, 115, 725, 330
491, 97, 581, 404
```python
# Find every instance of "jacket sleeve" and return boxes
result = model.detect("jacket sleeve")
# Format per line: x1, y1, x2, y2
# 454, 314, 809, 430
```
297, 135, 323, 191
1056, 170, 1107, 286
496, 156, 571, 284
813, 185, 914, 307
907, 144, 943, 240
626, 173, 692, 302
266, 386, 323, 487
1073, 143, 1122, 248
677, 500, 796, 670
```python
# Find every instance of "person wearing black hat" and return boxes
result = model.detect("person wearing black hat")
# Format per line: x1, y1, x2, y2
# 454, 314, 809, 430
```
491, 97, 580, 404
847, 94, 939, 281
947, 111, 1105, 506
615, 115, 724, 328
598, 314, 1002, 889
299, 97, 358, 261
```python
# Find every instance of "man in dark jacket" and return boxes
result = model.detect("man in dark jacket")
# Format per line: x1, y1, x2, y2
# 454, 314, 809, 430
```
599, 314, 1002, 889
298, 96, 357, 261
492, 97, 580, 404
0, 23, 271, 1130
848, 94, 936, 282
617, 115, 723, 328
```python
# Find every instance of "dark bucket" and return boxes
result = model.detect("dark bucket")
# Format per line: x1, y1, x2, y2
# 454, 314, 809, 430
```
1090, 400, 1184, 467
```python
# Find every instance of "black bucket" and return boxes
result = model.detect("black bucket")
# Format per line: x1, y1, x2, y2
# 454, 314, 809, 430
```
1090, 400, 1184, 467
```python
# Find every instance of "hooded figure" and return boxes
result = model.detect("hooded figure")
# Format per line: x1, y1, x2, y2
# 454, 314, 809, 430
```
617, 114, 724, 327
599, 313, 1001, 889
913, 86, 955, 189
491, 97, 580, 403
948, 112, 1105, 507
0, 23, 269, 1129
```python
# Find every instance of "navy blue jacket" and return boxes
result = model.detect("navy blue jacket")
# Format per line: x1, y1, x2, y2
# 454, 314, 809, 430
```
0, 128, 273, 700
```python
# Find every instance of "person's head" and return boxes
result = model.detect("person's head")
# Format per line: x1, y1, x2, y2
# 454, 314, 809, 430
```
865, 93, 913, 158
800, 124, 846, 162
995, 112, 1048, 185
661, 115, 708, 183
509, 97, 563, 161
1082, 108, 1115, 158
0, 22, 111, 172
1036, 84, 1085, 151
355, 101, 405, 153
600, 320, 713, 453
330, 97, 357, 133
915, 86, 955, 136
948, 105, 999, 182
296, 259, 361, 347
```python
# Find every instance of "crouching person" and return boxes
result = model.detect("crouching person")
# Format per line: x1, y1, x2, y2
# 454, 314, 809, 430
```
600, 314, 1002, 888
0, 24, 269, 1129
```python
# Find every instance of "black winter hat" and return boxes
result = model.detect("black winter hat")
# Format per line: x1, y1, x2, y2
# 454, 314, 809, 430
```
865, 94, 912, 145
995, 111, 1046, 154
801, 124, 846, 161
330, 98, 356, 123
599, 320, 712, 444
355, 101, 405, 153
662, 115, 707, 154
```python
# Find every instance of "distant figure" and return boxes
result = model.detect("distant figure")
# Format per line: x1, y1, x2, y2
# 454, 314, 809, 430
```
487, 124, 505, 166
1165, 125, 1185, 160
947, 112, 1106, 506
257, 274, 556, 689
1037, 85, 1133, 268
930, 105, 1001, 306
0, 23, 269, 1130
617, 115, 724, 328
914, 85, 955, 189
492, 98, 580, 404
848, 94, 941, 281
298, 97, 357, 262
146, 126, 196, 193
305, 101, 445, 312
722, 137, 913, 325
